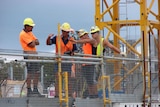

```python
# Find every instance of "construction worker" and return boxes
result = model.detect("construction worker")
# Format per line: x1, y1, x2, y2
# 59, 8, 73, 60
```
71, 29, 99, 98
46, 22, 77, 97
71, 28, 124, 98
19, 18, 41, 97
89, 26, 121, 55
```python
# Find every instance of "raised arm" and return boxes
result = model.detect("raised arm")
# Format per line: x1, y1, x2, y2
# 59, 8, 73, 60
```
46, 34, 54, 45
74, 38, 96, 45
103, 39, 120, 54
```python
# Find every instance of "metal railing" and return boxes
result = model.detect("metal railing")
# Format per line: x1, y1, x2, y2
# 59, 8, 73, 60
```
0, 49, 159, 107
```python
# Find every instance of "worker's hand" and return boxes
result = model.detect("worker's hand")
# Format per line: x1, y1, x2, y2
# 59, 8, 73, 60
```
69, 39, 77, 43
71, 71, 76, 78
34, 39, 39, 45
71, 64, 76, 78
48, 33, 54, 38
64, 51, 71, 55
120, 52, 126, 57
70, 52, 74, 56
70, 29, 75, 34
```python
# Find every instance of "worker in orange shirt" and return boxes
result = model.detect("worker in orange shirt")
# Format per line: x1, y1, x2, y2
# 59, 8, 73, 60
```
46, 22, 77, 97
19, 18, 41, 97
72, 29, 98, 98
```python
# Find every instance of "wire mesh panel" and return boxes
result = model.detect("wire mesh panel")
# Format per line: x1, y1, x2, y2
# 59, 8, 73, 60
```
0, 49, 160, 107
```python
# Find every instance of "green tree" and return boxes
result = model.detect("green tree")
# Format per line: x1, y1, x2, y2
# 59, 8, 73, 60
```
42, 62, 55, 88
11, 61, 25, 80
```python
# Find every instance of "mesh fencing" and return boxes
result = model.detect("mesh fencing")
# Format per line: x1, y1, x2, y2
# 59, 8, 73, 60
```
0, 49, 159, 106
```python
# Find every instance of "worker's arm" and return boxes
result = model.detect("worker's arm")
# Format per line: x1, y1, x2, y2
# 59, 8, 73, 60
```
103, 39, 120, 54
28, 39, 39, 48
72, 38, 96, 45
46, 34, 56, 45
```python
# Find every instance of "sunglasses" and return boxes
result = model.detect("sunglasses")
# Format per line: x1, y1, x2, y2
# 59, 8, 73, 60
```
62, 30, 69, 33
91, 32, 97, 35
25, 25, 33, 27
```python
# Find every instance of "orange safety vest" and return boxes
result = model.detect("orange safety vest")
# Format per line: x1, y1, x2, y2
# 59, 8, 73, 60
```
82, 43, 92, 66
82, 43, 92, 55
55, 36, 74, 55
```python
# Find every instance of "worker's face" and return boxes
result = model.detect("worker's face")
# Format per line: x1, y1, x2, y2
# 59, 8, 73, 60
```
79, 33, 88, 39
91, 32, 98, 39
62, 30, 70, 37
79, 35, 84, 39
83, 34, 89, 39
25, 25, 33, 32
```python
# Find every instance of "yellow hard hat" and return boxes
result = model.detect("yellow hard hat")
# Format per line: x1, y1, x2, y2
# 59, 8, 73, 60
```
60, 22, 72, 32
90, 26, 100, 33
78, 29, 88, 37
23, 18, 35, 26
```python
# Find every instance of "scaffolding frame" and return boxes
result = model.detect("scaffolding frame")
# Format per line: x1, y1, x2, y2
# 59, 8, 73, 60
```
94, 0, 160, 106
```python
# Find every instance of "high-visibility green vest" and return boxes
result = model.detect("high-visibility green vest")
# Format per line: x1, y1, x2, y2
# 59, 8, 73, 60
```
97, 38, 104, 56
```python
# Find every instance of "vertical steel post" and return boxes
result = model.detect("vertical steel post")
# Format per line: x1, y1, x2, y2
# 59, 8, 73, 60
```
157, 0, 160, 93
57, 23, 63, 106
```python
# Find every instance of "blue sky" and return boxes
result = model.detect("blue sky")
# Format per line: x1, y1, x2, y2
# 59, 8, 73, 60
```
0, 0, 158, 53
0, 0, 95, 52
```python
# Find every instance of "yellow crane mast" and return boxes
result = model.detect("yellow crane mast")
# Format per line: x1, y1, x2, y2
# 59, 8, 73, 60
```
94, 0, 160, 105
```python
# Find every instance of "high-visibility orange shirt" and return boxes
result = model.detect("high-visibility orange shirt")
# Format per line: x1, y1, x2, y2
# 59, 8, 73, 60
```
19, 30, 37, 51
82, 43, 92, 66
55, 36, 74, 55
82, 43, 92, 55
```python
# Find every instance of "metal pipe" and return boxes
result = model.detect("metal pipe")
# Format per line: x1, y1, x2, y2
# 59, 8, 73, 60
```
1, 51, 158, 63
149, 32, 152, 106
61, 56, 102, 61
16, 59, 101, 65
0, 51, 102, 61
142, 31, 147, 104
103, 56, 142, 61
0, 52, 57, 58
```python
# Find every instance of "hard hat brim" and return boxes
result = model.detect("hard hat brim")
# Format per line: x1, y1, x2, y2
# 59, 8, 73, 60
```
90, 31, 95, 34
29, 24, 35, 27
60, 27, 72, 32
79, 32, 88, 37
24, 23, 35, 27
